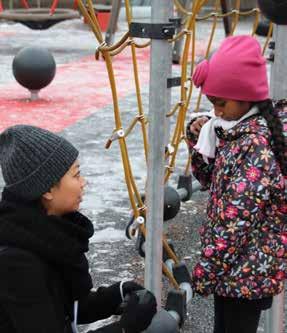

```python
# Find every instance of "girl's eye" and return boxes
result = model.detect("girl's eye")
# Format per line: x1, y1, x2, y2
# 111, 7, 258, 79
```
216, 101, 226, 107
207, 97, 226, 107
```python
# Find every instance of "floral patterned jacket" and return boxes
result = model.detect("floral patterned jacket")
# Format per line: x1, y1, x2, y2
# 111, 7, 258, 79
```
186, 111, 287, 299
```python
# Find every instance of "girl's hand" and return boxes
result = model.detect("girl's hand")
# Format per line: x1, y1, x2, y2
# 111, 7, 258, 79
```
189, 117, 209, 136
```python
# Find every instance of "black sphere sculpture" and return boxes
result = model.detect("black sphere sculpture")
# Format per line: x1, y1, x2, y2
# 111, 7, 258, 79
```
12, 46, 56, 100
258, 0, 287, 25
164, 186, 181, 221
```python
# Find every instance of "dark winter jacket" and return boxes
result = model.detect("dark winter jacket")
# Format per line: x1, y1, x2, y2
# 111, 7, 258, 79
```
0, 190, 123, 333
187, 113, 287, 299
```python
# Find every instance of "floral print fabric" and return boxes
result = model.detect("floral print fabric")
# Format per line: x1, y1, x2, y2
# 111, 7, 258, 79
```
186, 112, 287, 299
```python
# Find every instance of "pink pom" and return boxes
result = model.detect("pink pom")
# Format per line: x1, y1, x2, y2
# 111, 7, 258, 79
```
192, 59, 209, 88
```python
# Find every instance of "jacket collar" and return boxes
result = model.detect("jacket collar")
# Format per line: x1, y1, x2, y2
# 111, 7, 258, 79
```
215, 114, 270, 142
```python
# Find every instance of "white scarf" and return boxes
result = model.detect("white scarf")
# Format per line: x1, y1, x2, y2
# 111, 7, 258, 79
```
193, 107, 258, 163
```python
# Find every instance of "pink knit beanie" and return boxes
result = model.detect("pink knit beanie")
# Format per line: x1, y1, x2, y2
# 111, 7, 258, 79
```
192, 35, 269, 101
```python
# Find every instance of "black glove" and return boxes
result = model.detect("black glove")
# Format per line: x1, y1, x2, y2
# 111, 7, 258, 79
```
122, 281, 144, 297
119, 290, 157, 333
97, 281, 144, 315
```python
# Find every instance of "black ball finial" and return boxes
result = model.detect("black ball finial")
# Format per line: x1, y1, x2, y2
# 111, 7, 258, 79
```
12, 47, 56, 96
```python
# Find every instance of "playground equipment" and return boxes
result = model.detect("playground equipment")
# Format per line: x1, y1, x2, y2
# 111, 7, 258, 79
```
258, 0, 287, 25
12, 46, 56, 100
255, 17, 271, 37
0, 0, 80, 29
0, 0, 121, 48
75, 0, 285, 331
105, 0, 121, 45
0, 8, 79, 29
173, 0, 234, 64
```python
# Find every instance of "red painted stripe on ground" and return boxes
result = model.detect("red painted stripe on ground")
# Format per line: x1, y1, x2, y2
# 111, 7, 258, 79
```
0, 31, 17, 37
0, 47, 150, 132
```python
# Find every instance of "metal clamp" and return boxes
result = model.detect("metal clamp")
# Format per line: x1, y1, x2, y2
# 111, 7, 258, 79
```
183, 28, 192, 35
166, 144, 175, 154
129, 22, 176, 40
167, 76, 182, 88
105, 129, 125, 149
169, 17, 182, 29
165, 165, 175, 173
125, 215, 145, 240
96, 41, 107, 53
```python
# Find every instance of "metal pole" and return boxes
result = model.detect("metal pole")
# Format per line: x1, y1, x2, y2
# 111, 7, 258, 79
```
264, 293, 285, 333
105, 0, 121, 46
220, 0, 231, 36
270, 25, 287, 100
264, 23, 286, 333
145, 0, 173, 305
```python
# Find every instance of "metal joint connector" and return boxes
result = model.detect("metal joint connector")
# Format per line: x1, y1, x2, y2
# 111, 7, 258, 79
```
183, 29, 192, 35
105, 129, 125, 149
96, 41, 107, 53
138, 205, 147, 213
137, 115, 145, 121
184, 80, 191, 89
210, 12, 218, 17
165, 165, 175, 173
167, 144, 175, 154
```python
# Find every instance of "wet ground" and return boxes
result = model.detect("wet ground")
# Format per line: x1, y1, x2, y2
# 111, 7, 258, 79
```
0, 7, 286, 333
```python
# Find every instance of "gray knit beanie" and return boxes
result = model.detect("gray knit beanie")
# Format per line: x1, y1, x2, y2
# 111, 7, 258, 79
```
0, 125, 79, 201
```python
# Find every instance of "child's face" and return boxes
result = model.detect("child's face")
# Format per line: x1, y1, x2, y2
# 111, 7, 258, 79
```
206, 95, 251, 121
42, 160, 86, 216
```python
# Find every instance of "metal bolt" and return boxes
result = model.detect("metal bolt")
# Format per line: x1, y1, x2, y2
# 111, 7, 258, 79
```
136, 216, 145, 224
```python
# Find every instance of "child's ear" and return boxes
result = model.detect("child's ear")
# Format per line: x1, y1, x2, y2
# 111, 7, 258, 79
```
42, 190, 53, 201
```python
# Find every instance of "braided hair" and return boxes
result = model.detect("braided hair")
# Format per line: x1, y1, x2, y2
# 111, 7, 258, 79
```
255, 99, 286, 176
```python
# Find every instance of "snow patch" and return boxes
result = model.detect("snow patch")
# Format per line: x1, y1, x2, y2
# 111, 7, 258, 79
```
90, 227, 127, 243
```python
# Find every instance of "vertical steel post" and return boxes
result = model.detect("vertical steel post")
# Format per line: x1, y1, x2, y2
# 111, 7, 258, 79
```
145, 0, 173, 305
220, 0, 231, 36
264, 24, 286, 333
270, 25, 287, 100
105, 0, 121, 46
265, 293, 285, 333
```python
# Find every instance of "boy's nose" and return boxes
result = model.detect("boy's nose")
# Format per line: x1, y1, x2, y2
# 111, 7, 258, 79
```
80, 176, 86, 188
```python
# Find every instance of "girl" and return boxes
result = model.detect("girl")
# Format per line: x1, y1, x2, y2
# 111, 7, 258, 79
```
0, 125, 156, 333
186, 35, 286, 333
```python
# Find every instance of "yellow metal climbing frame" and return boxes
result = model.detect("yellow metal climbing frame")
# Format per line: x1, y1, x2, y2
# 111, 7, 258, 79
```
76, 0, 273, 289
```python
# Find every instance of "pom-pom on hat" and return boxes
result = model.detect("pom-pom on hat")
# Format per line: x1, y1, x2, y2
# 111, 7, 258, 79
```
192, 35, 269, 102
0, 125, 79, 201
